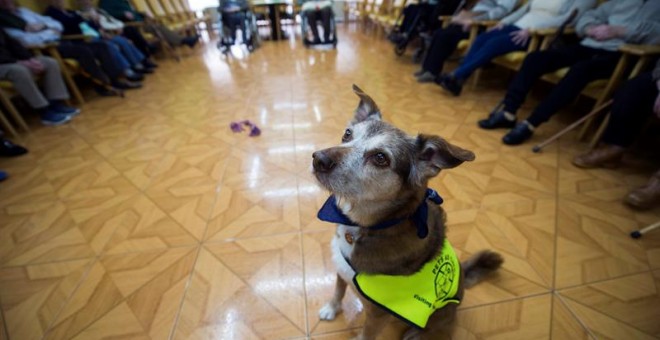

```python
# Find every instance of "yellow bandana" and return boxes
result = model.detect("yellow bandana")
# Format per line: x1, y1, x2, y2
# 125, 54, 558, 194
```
352, 239, 461, 328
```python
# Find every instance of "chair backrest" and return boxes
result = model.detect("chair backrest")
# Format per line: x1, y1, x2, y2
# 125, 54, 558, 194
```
170, 0, 186, 14
179, 0, 193, 11
146, 0, 168, 17
159, 0, 178, 16
17, 0, 47, 13
130, 0, 157, 17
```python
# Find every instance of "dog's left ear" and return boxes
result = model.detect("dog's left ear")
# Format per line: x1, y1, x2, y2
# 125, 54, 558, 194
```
415, 134, 475, 178
352, 84, 382, 123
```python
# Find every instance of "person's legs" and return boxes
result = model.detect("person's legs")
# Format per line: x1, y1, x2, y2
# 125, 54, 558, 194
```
525, 50, 621, 127
34, 56, 69, 102
110, 35, 145, 68
421, 24, 468, 75
320, 7, 332, 42
56, 42, 110, 84
602, 73, 656, 147
501, 44, 591, 115
122, 25, 152, 58
450, 25, 523, 81
83, 40, 126, 81
0, 63, 49, 109
399, 4, 420, 33
306, 10, 321, 41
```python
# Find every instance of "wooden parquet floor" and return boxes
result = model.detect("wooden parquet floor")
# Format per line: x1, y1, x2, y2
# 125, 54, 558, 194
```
1, 25, 659, 340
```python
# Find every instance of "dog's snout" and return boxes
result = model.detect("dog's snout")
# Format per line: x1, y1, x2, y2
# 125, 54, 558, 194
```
313, 151, 336, 173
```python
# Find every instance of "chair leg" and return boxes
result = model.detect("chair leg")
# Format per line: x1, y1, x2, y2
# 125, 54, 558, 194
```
589, 113, 610, 149
0, 89, 29, 132
0, 109, 18, 137
46, 47, 85, 105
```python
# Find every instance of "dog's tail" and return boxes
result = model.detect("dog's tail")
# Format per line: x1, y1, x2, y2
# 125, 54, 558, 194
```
461, 250, 503, 288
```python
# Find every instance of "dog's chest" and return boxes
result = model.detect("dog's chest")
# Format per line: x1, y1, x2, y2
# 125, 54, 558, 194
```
331, 224, 361, 282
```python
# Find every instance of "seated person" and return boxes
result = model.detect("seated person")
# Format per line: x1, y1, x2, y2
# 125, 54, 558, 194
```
436, 0, 595, 96
478, 0, 660, 145
219, 0, 250, 44
0, 0, 138, 92
390, 0, 463, 44
45, 0, 145, 85
0, 29, 79, 125
573, 60, 660, 209
300, 0, 333, 43
77, 0, 157, 71
415, 0, 518, 82
98, 0, 198, 48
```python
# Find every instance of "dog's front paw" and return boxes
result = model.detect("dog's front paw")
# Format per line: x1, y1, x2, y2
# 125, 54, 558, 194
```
319, 301, 342, 321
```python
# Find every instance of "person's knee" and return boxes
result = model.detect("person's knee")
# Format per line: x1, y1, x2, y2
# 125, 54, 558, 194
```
37, 56, 60, 72
6, 64, 32, 81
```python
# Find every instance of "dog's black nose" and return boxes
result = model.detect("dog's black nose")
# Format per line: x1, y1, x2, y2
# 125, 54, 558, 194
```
312, 151, 336, 173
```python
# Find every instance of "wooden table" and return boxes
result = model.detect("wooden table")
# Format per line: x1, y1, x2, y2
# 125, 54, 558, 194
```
252, 0, 292, 40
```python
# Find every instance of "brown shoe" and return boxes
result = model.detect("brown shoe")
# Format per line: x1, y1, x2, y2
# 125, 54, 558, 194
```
572, 144, 625, 169
625, 170, 660, 210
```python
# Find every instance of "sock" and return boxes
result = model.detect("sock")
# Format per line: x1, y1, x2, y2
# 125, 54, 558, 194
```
522, 120, 535, 131
503, 111, 516, 121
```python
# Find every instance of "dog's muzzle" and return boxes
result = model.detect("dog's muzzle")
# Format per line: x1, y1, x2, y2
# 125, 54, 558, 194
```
312, 151, 336, 173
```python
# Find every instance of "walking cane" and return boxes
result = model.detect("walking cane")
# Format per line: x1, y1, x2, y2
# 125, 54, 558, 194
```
531, 99, 613, 153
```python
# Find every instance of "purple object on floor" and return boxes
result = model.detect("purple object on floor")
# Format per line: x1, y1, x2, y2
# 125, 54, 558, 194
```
230, 120, 261, 137
249, 124, 261, 137
230, 121, 244, 132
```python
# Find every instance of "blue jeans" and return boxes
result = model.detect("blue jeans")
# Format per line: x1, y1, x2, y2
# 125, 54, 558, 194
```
92, 38, 130, 72
452, 25, 527, 80
110, 36, 145, 67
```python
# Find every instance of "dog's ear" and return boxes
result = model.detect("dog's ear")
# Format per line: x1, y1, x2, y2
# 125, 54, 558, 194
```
352, 84, 382, 123
414, 134, 475, 179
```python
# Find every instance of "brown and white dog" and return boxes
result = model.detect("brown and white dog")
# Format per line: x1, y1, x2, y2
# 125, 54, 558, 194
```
312, 85, 503, 340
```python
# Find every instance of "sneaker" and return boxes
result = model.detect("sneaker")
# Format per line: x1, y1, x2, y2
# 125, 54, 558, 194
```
0, 170, 7, 182
436, 74, 463, 96
478, 108, 517, 130
49, 103, 80, 118
41, 111, 71, 126
502, 122, 534, 145
413, 69, 425, 77
624, 170, 660, 210
0, 138, 28, 157
416, 71, 436, 83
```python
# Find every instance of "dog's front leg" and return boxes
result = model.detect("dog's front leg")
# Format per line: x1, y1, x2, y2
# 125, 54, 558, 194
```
319, 274, 348, 320
356, 302, 390, 340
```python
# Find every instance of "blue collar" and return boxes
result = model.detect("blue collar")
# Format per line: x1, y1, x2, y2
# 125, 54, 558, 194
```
317, 189, 443, 239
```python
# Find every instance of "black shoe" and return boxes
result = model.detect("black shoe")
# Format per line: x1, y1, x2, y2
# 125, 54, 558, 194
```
312, 37, 321, 44
502, 122, 534, 145
478, 109, 517, 130
134, 66, 155, 74
0, 138, 28, 157
436, 74, 463, 96
113, 80, 142, 90
144, 59, 158, 68
126, 73, 144, 82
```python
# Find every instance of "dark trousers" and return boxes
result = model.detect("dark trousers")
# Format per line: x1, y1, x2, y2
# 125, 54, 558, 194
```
503, 44, 621, 127
400, 3, 432, 34
422, 24, 468, 75
224, 11, 247, 42
122, 26, 152, 57
306, 7, 332, 41
56, 42, 110, 84
604, 72, 657, 147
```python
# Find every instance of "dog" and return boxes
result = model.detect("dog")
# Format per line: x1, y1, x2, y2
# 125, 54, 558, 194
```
311, 85, 504, 340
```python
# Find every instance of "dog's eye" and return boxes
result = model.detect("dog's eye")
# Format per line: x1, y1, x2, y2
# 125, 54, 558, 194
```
372, 152, 390, 167
342, 129, 352, 142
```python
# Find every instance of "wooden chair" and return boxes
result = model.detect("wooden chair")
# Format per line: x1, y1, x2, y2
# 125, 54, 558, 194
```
144, 0, 194, 34
377, 0, 406, 35
0, 84, 30, 136
172, 0, 213, 36
366, 0, 387, 33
